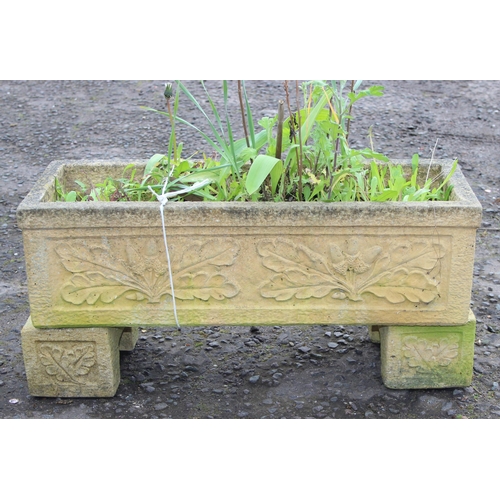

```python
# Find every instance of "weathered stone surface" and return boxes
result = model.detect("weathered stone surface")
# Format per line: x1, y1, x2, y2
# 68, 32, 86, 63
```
369, 325, 381, 343
17, 159, 482, 329
21, 316, 122, 397
380, 310, 476, 389
119, 326, 139, 351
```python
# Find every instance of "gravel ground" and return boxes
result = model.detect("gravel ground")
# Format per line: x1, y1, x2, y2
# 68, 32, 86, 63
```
1, 80, 500, 419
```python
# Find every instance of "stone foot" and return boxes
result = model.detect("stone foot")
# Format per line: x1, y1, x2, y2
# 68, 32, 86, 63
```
21, 317, 125, 397
368, 325, 381, 343
119, 327, 139, 352
379, 310, 476, 389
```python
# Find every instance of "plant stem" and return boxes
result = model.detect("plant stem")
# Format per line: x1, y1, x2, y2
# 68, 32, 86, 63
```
237, 80, 250, 149
284, 81, 301, 199
425, 138, 439, 184
345, 79, 355, 144
328, 135, 341, 200
276, 100, 284, 160
295, 80, 303, 201
165, 96, 177, 164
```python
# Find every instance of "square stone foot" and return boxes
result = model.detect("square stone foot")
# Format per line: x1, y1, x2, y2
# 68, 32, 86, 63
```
369, 325, 381, 343
380, 310, 476, 389
21, 316, 123, 398
119, 326, 139, 351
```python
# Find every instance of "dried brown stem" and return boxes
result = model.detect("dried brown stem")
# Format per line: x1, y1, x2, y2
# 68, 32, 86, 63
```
345, 79, 355, 144
237, 80, 250, 149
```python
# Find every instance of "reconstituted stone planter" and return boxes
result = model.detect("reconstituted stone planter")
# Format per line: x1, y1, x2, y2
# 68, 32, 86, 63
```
16, 159, 483, 396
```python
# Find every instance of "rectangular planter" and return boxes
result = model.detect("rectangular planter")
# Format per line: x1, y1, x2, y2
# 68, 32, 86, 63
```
17, 159, 482, 329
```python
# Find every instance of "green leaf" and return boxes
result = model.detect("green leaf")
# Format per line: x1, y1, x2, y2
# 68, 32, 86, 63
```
75, 180, 87, 191
370, 176, 378, 198
175, 81, 234, 168
358, 149, 390, 162
181, 170, 219, 184
145, 154, 165, 176
412, 153, 419, 170
302, 184, 311, 201
241, 81, 256, 148
350, 85, 385, 101
238, 147, 257, 163
65, 191, 77, 202
245, 155, 283, 195
435, 159, 458, 193
372, 189, 400, 201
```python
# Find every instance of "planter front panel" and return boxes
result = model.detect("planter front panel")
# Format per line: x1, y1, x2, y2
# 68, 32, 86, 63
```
20, 224, 477, 328
17, 160, 482, 329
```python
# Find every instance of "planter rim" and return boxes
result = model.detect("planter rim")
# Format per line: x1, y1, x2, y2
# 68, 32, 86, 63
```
17, 158, 483, 229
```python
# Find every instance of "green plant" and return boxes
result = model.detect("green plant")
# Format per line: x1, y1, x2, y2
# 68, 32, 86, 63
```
55, 80, 458, 204
368, 154, 457, 202
143, 80, 275, 201
55, 156, 217, 203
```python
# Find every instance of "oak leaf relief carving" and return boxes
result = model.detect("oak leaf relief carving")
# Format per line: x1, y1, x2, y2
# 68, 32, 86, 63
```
257, 237, 445, 304
38, 342, 96, 384
402, 335, 460, 372
56, 238, 240, 306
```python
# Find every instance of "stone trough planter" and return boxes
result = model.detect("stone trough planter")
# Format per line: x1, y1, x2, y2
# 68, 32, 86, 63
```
16, 159, 482, 395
